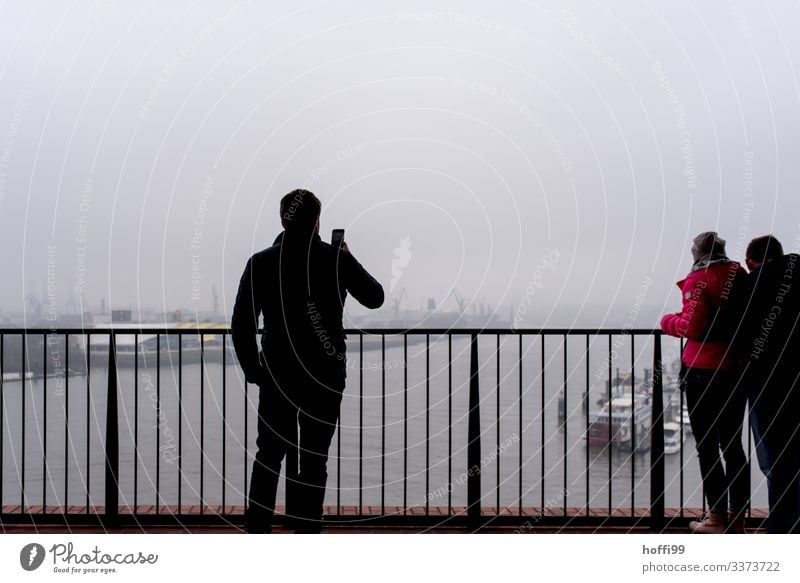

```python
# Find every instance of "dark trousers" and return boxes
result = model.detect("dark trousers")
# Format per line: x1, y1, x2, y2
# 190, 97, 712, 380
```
748, 390, 800, 534
245, 372, 344, 533
683, 367, 749, 516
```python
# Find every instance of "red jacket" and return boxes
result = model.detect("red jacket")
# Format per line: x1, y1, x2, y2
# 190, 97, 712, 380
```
660, 261, 745, 370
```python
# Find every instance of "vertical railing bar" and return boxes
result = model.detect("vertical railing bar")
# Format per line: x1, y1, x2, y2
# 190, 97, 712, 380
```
467, 333, 481, 529
496, 333, 500, 516
134, 333, 138, 513
156, 333, 160, 515
85, 333, 90, 514
337, 353, 341, 515
649, 331, 666, 532
0, 334, 4, 512
585, 334, 590, 517
200, 333, 204, 514
178, 333, 182, 515
518, 333, 522, 516
425, 333, 429, 516
403, 333, 408, 515
358, 334, 363, 515
562, 334, 567, 517
43, 333, 47, 513
540, 335, 545, 515
382, 334, 386, 515
679, 368, 685, 517
222, 333, 227, 512
21, 334, 26, 512
631, 336, 636, 517
679, 338, 685, 517
65, 333, 70, 514
608, 334, 612, 515
447, 333, 452, 515
104, 332, 119, 525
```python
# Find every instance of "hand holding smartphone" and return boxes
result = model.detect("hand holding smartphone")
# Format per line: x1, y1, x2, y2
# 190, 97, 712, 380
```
331, 228, 345, 250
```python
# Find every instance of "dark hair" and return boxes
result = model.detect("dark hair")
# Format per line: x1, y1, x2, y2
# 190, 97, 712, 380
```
746, 235, 784, 265
279, 189, 321, 231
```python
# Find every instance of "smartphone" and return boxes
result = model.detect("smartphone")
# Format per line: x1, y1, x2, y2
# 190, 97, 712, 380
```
331, 228, 345, 249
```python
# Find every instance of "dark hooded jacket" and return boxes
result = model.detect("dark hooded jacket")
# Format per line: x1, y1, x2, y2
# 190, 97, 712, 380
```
231, 230, 384, 387
731, 253, 800, 428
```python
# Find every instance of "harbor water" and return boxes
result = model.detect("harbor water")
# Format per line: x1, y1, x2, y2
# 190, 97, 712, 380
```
0, 333, 769, 513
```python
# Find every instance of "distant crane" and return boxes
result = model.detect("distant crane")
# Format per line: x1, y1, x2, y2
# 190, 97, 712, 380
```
212, 284, 219, 316
449, 289, 469, 314
391, 286, 408, 320
25, 294, 42, 319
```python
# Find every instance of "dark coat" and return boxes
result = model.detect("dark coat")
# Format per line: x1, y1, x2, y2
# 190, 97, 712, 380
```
732, 253, 800, 434
231, 230, 384, 388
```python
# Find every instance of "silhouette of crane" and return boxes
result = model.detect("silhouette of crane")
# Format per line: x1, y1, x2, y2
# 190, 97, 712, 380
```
449, 289, 469, 314
391, 286, 408, 320
25, 293, 42, 319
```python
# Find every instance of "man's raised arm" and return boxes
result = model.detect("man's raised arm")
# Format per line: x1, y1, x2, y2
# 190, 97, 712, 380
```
343, 251, 384, 309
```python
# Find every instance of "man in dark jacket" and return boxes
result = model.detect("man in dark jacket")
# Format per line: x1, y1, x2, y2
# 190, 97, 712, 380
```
734, 235, 800, 533
231, 189, 384, 533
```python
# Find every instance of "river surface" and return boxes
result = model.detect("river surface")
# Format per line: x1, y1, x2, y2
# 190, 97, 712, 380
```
1, 334, 768, 512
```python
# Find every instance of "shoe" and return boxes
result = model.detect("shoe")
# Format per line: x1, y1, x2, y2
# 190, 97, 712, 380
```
726, 512, 746, 534
689, 512, 726, 534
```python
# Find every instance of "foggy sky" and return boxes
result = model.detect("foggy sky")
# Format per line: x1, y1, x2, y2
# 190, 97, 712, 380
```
1, 0, 799, 327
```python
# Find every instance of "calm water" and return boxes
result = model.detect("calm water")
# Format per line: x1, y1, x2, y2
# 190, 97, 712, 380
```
1, 334, 768, 513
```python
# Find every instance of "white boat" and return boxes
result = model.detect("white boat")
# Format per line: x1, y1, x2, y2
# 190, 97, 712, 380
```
1, 371, 34, 382
663, 421, 684, 455
586, 393, 652, 452
84, 322, 235, 367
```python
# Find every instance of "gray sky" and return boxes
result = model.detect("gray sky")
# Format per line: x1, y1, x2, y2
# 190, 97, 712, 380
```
1, 0, 798, 327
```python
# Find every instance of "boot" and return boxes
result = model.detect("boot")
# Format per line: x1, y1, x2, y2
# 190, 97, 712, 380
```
689, 511, 727, 534
726, 512, 747, 534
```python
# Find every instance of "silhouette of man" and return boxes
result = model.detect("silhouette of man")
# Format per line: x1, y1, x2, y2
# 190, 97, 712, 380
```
231, 189, 384, 533
733, 235, 800, 533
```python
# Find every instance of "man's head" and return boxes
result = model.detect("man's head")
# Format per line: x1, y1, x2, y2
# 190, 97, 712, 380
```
746, 235, 783, 271
280, 189, 321, 233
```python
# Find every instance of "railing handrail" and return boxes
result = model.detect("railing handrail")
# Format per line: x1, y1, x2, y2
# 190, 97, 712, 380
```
3, 327, 664, 335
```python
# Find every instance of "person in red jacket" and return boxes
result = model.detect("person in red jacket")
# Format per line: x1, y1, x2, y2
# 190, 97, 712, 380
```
661, 231, 749, 534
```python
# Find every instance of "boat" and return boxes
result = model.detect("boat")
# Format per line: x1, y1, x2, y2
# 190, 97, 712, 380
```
1, 371, 34, 382
586, 393, 652, 453
85, 323, 236, 367
663, 421, 685, 455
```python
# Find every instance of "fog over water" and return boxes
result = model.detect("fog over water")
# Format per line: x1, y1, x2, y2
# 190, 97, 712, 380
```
0, 1, 798, 327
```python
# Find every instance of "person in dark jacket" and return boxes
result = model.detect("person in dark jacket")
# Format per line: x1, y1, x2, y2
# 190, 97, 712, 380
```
231, 189, 384, 533
661, 231, 749, 534
733, 235, 800, 533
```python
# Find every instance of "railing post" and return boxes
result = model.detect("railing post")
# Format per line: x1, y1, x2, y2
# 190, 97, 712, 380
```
467, 333, 481, 530
649, 332, 665, 532
104, 333, 120, 525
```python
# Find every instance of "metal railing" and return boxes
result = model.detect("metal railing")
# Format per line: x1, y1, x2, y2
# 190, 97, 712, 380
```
0, 327, 760, 531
